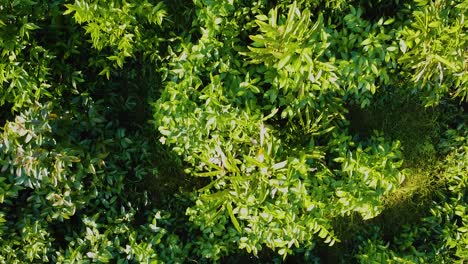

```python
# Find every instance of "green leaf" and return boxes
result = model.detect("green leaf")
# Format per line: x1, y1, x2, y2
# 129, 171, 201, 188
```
226, 202, 242, 233
278, 54, 291, 69
371, 64, 379, 75
383, 18, 395, 25
433, 54, 457, 71
63, 4, 76, 15
318, 228, 328, 238
399, 39, 407, 53
361, 39, 372, 46
272, 160, 287, 170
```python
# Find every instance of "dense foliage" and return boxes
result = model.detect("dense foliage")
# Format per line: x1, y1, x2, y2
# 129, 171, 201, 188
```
0, 0, 467, 262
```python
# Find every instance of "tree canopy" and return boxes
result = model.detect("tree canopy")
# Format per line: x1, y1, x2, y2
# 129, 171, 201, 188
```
0, 0, 467, 263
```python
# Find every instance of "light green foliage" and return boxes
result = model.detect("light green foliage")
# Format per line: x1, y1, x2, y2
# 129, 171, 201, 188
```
65, 0, 166, 69
245, 3, 344, 120
334, 135, 405, 219
426, 125, 468, 261
155, 1, 407, 260
1, 0, 467, 262
329, 7, 400, 107
398, 0, 467, 105
0, 1, 54, 109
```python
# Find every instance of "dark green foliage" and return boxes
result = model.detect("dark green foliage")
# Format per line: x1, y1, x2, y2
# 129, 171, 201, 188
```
1, 0, 467, 263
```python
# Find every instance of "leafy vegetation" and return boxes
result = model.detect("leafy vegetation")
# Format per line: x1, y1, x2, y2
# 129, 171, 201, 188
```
0, 0, 467, 263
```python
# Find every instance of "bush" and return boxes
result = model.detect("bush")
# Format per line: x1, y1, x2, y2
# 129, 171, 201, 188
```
0, 0, 467, 262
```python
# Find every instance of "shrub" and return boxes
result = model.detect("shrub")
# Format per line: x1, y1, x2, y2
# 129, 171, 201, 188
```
0, 0, 466, 262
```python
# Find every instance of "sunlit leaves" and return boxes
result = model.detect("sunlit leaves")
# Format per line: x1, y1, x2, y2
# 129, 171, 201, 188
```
398, 0, 467, 105
1, 0, 467, 262
154, 1, 407, 259
334, 135, 405, 219
65, 0, 167, 68
0, 2, 52, 109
